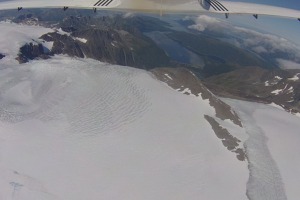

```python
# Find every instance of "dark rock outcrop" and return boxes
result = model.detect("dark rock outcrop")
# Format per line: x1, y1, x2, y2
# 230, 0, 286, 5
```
39, 27, 169, 69
0, 53, 4, 59
151, 67, 242, 127
151, 67, 246, 161
204, 115, 246, 161
41, 33, 84, 58
16, 43, 50, 63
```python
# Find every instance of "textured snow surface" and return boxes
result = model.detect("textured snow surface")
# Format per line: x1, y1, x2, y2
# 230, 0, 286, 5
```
224, 99, 300, 200
0, 55, 248, 200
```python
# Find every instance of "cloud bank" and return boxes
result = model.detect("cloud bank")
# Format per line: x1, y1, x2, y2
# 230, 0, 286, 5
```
186, 15, 300, 69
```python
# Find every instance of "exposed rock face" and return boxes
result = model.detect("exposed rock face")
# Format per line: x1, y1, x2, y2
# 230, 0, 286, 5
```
34, 14, 170, 69
204, 115, 246, 161
13, 13, 40, 26
151, 67, 242, 127
39, 27, 169, 68
151, 67, 246, 161
204, 66, 300, 114
41, 32, 84, 58
0, 53, 4, 59
16, 43, 50, 63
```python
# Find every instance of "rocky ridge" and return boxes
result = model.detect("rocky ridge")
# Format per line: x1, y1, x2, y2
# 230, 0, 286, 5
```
204, 66, 300, 114
6, 11, 299, 115
151, 67, 246, 161
15, 15, 170, 68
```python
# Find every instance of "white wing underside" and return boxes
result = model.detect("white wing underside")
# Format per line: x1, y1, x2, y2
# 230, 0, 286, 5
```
0, 0, 299, 20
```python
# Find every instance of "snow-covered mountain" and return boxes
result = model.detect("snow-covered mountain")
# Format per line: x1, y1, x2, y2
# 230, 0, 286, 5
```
0, 20, 299, 200
204, 67, 300, 115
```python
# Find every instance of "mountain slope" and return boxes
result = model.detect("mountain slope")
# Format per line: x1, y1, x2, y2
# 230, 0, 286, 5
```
204, 66, 300, 114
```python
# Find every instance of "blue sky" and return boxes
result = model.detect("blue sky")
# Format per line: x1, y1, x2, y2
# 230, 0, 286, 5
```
225, 0, 300, 46
228, 0, 300, 10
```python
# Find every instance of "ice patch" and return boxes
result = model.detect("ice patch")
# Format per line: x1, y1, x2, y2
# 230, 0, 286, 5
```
164, 73, 173, 80
288, 73, 300, 81
55, 28, 70, 36
75, 37, 87, 43
111, 41, 118, 47
42, 41, 53, 52
287, 86, 294, 93
271, 89, 282, 95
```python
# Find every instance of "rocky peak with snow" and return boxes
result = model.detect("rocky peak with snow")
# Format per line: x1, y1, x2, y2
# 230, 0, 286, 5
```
204, 66, 300, 115
16, 42, 50, 63
13, 16, 169, 68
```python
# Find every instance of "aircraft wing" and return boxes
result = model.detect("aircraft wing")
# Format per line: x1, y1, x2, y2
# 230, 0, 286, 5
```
0, 0, 299, 20
202, 0, 300, 19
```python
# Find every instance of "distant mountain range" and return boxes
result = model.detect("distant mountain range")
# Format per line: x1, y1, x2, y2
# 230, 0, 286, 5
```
204, 67, 300, 114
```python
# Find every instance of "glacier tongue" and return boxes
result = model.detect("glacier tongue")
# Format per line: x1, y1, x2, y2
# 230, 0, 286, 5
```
224, 99, 289, 200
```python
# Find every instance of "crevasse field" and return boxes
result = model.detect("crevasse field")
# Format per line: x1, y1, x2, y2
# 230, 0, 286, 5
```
0, 22, 299, 200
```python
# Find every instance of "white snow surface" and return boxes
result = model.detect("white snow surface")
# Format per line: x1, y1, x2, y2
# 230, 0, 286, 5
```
224, 99, 300, 200
55, 28, 71, 36
0, 55, 248, 200
265, 81, 270, 86
271, 89, 282, 95
42, 41, 54, 52
288, 73, 300, 81
164, 73, 173, 80
75, 37, 87, 43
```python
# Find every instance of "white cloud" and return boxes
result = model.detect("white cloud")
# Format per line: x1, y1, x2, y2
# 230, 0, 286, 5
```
277, 59, 300, 69
252, 46, 268, 54
188, 15, 221, 32
0, 21, 53, 64
187, 15, 300, 68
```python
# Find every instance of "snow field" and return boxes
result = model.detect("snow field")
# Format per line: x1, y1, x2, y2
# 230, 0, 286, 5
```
0, 55, 249, 200
224, 99, 300, 200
